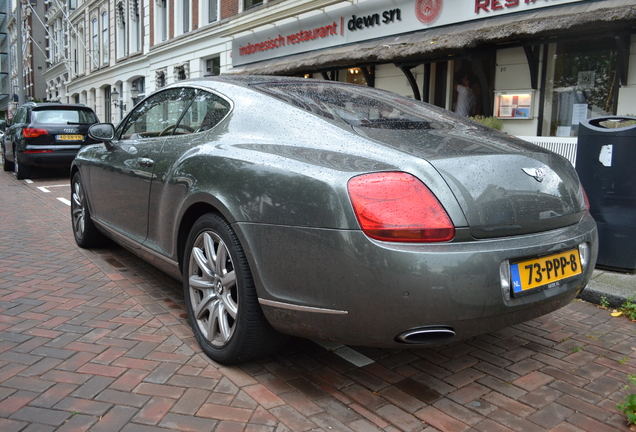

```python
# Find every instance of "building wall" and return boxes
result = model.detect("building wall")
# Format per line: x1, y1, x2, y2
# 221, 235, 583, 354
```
29, 0, 636, 135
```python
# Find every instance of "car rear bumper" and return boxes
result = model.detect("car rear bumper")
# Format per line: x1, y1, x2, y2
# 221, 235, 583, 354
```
17, 147, 82, 168
236, 215, 598, 348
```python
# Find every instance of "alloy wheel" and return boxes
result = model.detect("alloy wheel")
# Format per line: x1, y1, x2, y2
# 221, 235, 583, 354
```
71, 179, 86, 239
187, 230, 239, 347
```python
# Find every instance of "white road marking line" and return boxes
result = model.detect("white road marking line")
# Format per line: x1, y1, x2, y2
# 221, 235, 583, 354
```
37, 184, 69, 193
58, 198, 71, 206
313, 340, 375, 367
25, 179, 33, 183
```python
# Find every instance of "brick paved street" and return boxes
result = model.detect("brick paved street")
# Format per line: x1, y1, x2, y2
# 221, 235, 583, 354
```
0, 169, 635, 432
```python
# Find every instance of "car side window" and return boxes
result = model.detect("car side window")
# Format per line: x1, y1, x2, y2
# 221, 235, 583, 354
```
118, 87, 196, 140
178, 90, 231, 133
13, 108, 27, 124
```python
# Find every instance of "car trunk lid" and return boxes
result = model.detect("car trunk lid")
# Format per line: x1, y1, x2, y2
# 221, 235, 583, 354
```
353, 126, 586, 239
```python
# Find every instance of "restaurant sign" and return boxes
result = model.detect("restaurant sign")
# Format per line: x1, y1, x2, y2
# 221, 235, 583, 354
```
232, 0, 586, 66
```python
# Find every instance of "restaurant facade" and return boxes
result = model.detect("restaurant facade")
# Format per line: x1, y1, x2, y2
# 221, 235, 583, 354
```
43, 0, 635, 139
229, 0, 636, 138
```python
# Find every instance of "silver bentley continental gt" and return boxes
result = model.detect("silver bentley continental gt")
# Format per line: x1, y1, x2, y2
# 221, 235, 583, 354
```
70, 76, 598, 364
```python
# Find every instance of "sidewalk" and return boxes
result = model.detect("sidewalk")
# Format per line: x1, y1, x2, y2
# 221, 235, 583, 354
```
0, 170, 635, 432
579, 269, 636, 309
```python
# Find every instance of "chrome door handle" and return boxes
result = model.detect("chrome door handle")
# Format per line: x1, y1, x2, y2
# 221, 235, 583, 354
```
137, 158, 154, 168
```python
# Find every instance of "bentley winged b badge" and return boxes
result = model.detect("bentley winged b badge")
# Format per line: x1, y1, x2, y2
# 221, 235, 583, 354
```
522, 167, 546, 182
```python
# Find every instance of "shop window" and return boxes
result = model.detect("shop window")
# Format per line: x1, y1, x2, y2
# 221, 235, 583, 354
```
347, 68, 366, 86
545, 39, 618, 137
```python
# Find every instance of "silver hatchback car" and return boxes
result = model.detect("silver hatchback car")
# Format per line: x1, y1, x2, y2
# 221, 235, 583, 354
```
71, 76, 598, 364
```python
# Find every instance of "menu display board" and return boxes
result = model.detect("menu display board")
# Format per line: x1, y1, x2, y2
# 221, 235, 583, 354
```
495, 92, 534, 120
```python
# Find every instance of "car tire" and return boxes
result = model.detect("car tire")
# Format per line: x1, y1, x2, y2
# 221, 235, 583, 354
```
71, 172, 108, 248
14, 152, 32, 180
1, 146, 13, 172
183, 213, 286, 364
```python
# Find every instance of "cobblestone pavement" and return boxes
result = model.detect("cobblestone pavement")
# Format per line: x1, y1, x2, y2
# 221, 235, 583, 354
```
0, 169, 635, 432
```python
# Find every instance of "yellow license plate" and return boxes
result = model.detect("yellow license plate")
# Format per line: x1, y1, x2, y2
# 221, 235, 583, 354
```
57, 134, 83, 141
510, 249, 582, 294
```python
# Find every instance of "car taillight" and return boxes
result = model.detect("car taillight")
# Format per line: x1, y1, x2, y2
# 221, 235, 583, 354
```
582, 186, 590, 217
23, 128, 49, 138
347, 172, 455, 242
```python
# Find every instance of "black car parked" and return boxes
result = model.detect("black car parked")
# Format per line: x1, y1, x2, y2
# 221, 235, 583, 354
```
2, 103, 99, 179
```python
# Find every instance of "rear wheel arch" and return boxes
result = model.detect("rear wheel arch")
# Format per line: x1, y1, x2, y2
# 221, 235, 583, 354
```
177, 201, 232, 274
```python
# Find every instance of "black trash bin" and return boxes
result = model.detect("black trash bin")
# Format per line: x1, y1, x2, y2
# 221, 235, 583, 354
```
575, 116, 636, 272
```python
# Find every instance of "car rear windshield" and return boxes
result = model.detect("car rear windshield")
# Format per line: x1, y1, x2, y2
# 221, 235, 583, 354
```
250, 82, 454, 130
32, 109, 97, 125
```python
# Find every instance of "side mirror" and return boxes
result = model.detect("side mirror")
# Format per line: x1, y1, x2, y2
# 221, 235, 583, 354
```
88, 123, 115, 149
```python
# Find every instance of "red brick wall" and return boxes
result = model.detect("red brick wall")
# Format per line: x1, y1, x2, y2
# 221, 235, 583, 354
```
221, 0, 238, 20
192, 0, 199, 30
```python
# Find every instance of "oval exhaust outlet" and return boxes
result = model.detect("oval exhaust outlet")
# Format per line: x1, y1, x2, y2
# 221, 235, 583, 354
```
395, 326, 455, 345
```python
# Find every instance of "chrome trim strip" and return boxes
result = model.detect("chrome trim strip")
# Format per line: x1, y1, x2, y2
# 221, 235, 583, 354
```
258, 299, 348, 315
26, 145, 82, 150
92, 219, 180, 269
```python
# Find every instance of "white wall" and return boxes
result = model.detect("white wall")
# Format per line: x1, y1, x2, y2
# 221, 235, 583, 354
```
375, 64, 424, 99
495, 47, 540, 136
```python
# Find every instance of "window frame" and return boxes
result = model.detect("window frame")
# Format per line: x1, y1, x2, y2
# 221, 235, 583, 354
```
101, 11, 109, 65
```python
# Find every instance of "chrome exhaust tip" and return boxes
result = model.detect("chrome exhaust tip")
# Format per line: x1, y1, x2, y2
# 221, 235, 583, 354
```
395, 326, 455, 345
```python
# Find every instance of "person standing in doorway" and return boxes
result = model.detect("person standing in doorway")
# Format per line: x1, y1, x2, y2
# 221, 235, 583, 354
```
455, 74, 476, 117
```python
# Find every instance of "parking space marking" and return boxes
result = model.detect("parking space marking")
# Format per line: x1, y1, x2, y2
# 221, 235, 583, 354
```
36, 184, 69, 194
58, 198, 71, 206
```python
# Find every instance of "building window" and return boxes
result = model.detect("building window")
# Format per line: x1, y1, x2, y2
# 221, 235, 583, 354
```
131, 77, 145, 105
183, 0, 190, 33
176, 0, 190, 35
92, 18, 99, 69
155, 0, 168, 42
69, 0, 77, 9
131, 0, 141, 52
101, 12, 109, 65
52, 22, 59, 62
205, 57, 220, 76
244, 0, 262, 9
206, 0, 219, 23
544, 38, 618, 137
104, 86, 112, 122
78, 26, 85, 74
117, 1, 128, 58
